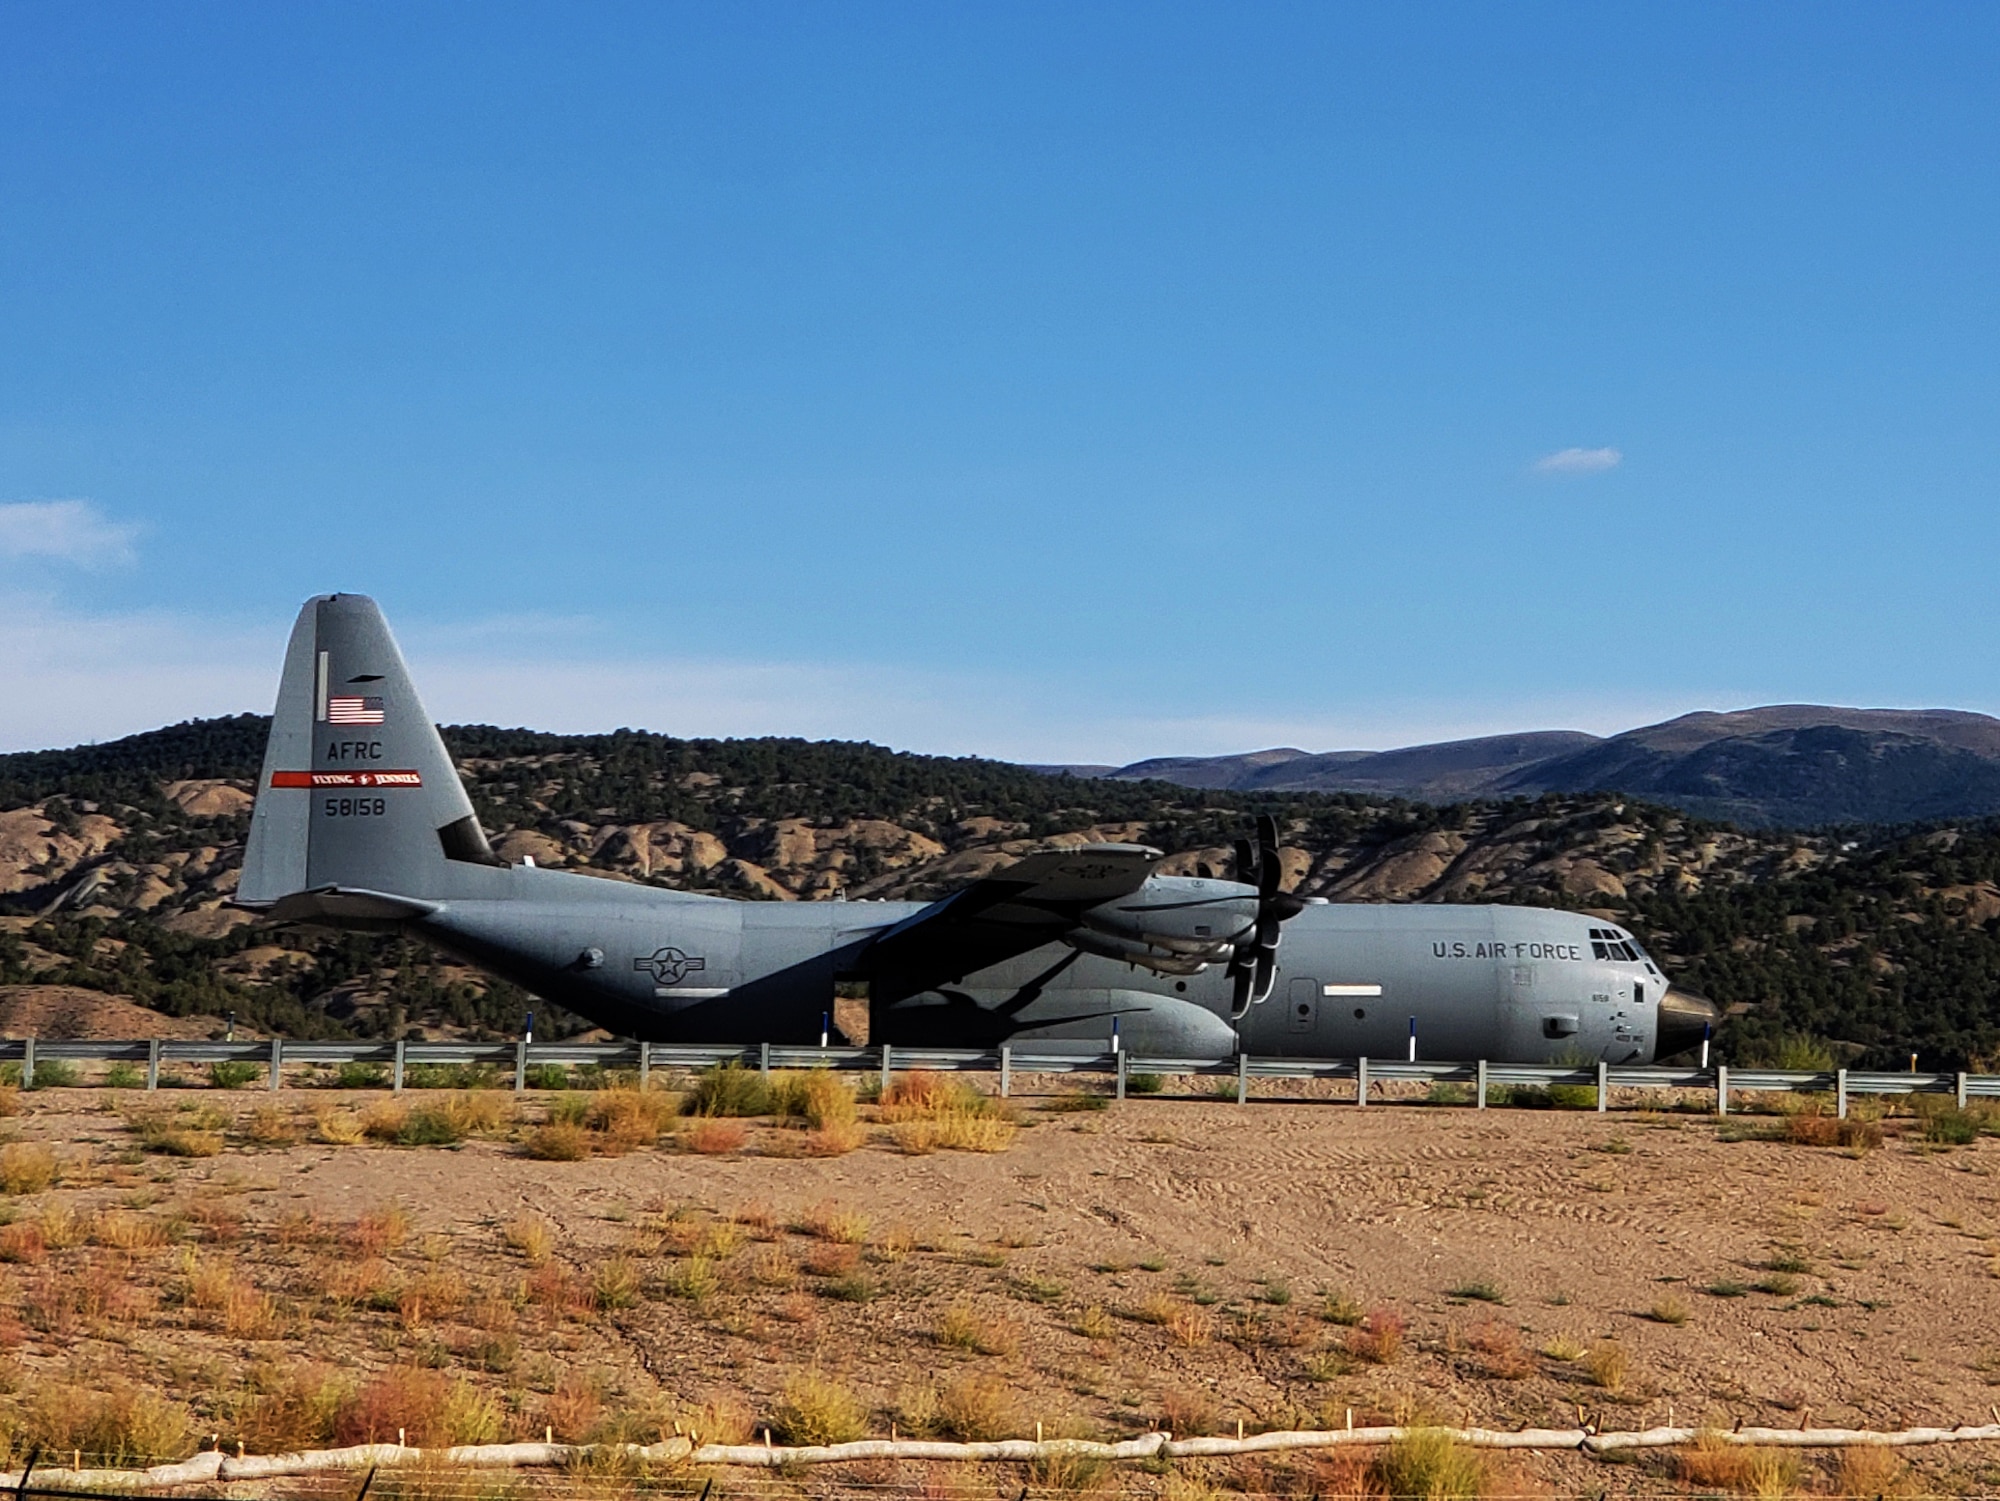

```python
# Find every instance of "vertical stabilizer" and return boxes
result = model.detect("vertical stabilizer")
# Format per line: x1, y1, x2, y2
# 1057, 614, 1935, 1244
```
237, 594, 500, 907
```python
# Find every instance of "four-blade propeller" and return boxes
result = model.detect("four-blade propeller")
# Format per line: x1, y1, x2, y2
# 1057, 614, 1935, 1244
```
1223, 813, 1315, 1018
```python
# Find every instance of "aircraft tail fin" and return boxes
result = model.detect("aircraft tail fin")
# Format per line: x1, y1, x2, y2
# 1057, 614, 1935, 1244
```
238, 594, 502, 909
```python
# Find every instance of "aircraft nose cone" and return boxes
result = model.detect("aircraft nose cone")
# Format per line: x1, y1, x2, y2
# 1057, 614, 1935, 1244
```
1655, 986, 1721, 1059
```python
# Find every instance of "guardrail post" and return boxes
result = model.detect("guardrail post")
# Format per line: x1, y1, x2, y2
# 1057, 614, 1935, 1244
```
1356, 1056, 1368, 1107
1116, 1048, 1127, 1101
1596, 1059, 1608, 1114
1836, 1068, 1848, 1120
1716, 1064, 1728, 1116
638, 1040, 651, 1092
269, 1037, 283, 1092
759, 1041, 771, 1081
392, 1040, 406, 1094
1476, 1059, 1488, 1110
514, 1040, 528, 1094
1958, 1071, 1969, 1110
21, 1036, 33, 1091
999, 1044, 1011, 1098
1236, 1052, 1249, 1105
880, 1044, 893, 1096
146, 1039, 160, 1093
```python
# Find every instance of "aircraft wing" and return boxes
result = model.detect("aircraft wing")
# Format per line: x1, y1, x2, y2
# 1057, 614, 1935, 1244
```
857, 842, 1163, 986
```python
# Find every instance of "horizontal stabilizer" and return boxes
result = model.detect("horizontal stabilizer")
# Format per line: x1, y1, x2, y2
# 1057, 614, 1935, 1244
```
264, 887, 443, 925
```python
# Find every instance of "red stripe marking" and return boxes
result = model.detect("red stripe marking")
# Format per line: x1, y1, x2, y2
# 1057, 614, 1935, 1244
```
269, 771, 423, 789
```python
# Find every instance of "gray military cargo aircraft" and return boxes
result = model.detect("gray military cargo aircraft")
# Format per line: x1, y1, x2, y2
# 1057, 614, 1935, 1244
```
234, 595, 1721, 1063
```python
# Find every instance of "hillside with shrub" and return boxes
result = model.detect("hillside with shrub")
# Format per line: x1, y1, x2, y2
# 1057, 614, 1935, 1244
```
2, 718, 1999, 1068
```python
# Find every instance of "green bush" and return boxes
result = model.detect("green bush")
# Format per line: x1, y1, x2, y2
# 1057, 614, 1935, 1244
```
25, 1059, 80, 1089
210, 1061, 261, 1090
1547, 1084, 1598, 1110
103, 1062, 144, 1090
396, 1105, 466, 1146
1126, 1073, 1165, 1095
333, 1062, 388, 1089
402, 1063, 501, 1090
523, 1063, 570, 1091
683, 1062, 771, 1117
1923, 1109, 1979, 1146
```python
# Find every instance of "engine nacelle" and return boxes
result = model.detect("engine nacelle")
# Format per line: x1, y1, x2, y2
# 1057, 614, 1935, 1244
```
1076, 875, 1257, 960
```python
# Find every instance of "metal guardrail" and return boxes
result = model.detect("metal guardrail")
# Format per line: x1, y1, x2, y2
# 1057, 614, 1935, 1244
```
1, 1037, 1996, 1116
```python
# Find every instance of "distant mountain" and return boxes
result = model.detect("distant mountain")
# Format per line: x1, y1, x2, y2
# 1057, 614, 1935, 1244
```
1068, 706, 2000, 828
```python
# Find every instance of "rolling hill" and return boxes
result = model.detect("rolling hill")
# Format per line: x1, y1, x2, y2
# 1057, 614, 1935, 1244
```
1075, 706, 2000, 827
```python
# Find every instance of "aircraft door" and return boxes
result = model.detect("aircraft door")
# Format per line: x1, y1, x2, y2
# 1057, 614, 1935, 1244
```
1287, 977, 1318, 1034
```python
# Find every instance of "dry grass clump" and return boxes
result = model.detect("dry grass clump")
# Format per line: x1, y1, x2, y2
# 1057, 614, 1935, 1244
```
19, 1378, 193, 1465
663, 1255, 720, 1302
732, 1201, 779, 1239
591, 1255, 642, 1309
1785, 1111, 1883, 1150
1583, 1340, 1628, 1393
364, 1092, 515, 1147
770, 1370, 866, 1445
932, 1373, 1017, 1441
1467, 1319, 1533, 1379
244, 1105, 299, 1146
773, 1069, 858, 1129
1130, 1291, 1180, 1326
749, 1245, 797, 1288
934, 1302, 1017, 1356
802, 1199, 870, 1243
334, 1367, 503, 1445
94, 1209, 169, 1251
1168, 1306, 1214, 1348
234, 1364, 353, 1451
799, 1121, 867, 1156
127, 1110, 223, 1159
1676, 1431, 1803, 1496
314, 1107, 366, 1145
352, 1204, 412, 1257
878, 1071, 1018, 1152
503, 1214, 555, 1264
684, 1118, 748, 1155
0, 1085, 19, 1118
37, 1202, 82, 1249
1372, 1427, 1489, 1499
1647, 1295, 1690, 1325
585, 1088, 676, 1152
0, 1221, 46, 1263
1159, 1389, 1219, 1437
543, 1372, 604, 1442
1346, 1306, 1405, 1364
1834, 1443, 1913, 1498
525, 1121, 592, 1160
188, 1258, 286, 1338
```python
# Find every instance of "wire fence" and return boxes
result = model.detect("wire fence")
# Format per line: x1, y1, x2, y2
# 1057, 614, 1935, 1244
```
2, 1037, 1996, 1118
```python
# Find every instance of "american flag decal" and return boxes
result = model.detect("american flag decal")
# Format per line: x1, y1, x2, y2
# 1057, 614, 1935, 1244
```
326, 695, 385, 725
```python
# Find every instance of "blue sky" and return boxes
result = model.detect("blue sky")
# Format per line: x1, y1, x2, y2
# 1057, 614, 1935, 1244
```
4, 3, 1998, 759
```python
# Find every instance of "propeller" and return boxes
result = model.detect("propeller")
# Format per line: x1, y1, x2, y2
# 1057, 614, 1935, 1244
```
1226, 814, 1313, 1018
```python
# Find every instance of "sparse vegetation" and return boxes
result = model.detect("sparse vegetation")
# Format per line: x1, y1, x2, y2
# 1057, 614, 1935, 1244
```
770, 1370, 866, 1445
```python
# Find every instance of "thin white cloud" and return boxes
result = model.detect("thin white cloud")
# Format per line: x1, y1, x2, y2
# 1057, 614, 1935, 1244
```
1531, 446, 1622, 476
0, 499, 140, 565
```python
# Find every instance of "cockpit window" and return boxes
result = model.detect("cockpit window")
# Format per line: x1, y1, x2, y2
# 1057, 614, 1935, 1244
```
1588, 926, 1641, 962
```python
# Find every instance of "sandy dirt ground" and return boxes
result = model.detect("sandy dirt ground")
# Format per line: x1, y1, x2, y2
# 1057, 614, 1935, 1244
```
6, 1080, 2000, 1496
